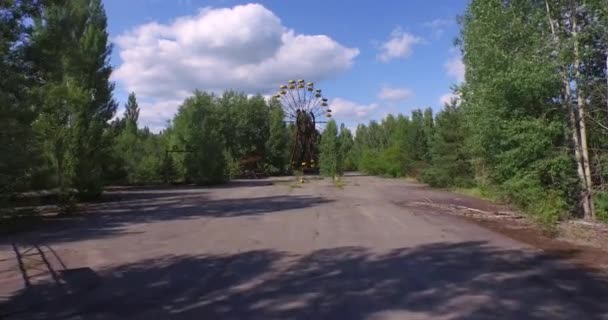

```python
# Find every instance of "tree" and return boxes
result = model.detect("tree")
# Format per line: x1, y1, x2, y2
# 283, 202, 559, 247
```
265, 100, 289, 174
461, 0, 577, 219
408, 110, 427, 162
319, 120, 340, 178
169, 91, 227, 185
159, 153, 177, 184
112, 92, 145, 184
422, 107, 435, 162
338, 124, 354, 173
124, 92, 139, 133
32, 0, 117, 198
421, 99, 473, 187
0, 0, 41, 203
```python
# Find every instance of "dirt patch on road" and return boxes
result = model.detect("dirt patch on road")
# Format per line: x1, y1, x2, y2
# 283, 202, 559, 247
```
399, 199, 608, 273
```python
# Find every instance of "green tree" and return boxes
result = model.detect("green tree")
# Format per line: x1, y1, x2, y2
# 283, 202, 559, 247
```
112, 92, 148, 184
338, 124, 354, 173
265, 100, 289, 174
461, 0, 577, 220
408, 110, 427, 162
159, 153, 177, 184
422, 107, 435, 161
319, 120, 340, 178
170, 91, 226, 185
33, 0, 117, 198
0, 0, 41, 203
124, 92, 139, 133
421, 99, 473, 187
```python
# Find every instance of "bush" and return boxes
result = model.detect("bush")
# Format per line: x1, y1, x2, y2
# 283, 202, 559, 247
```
594, 192, 608, 222
501, 174, 568, 225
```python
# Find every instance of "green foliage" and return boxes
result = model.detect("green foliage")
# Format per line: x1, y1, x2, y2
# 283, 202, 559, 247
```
352, 109, 429, 178
359, 145, 406, 178
338, 124, 354, 173
219, 92, 269, 162
110, 93, 167, 185
2, 0, 606, 231
31, 0, 117, 199
421, 100, 473, 188
319, 120, 340, 178
0, 0, 42, 205
594, 192, 608, 222
124, 92, 139, 133
168, 92, 227, 185
459, 0, 578, 221
224, 150, 242, 180
265, 101, 290, 175
104, 90, 293, 186
159, 153, 177, 184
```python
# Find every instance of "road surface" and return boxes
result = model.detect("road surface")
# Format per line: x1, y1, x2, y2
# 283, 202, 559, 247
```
1, 175, 608, 319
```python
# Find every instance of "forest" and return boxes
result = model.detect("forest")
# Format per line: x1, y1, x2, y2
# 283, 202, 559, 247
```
1, 0, 608, 225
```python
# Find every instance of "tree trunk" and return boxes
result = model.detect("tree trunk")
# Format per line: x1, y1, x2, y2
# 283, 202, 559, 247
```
545, 0, 593, 219
573, 15, 596, 220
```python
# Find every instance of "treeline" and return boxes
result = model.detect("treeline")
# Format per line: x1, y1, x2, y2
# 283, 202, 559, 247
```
343, 0, 608, 222
0, 1, 296, 210
2, 0, 118, 203
345, 102, 471, 185
4, 0, 608, 224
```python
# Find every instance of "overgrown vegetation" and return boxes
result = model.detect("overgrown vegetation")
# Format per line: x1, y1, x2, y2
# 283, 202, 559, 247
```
2, 0, 608, 226
344, 0, 608, 224
0, 1, 296, 216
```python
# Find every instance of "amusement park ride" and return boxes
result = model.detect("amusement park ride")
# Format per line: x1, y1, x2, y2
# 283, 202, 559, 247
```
272, 80, 332, 172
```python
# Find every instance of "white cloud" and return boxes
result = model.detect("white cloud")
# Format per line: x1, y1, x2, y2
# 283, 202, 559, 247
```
330, 98, 379, 120
439, 92, 461, 106
444, 56, 465, 82
378, 86, 414, 102
138, 99, 183, 132
377, 27, 422, 62
423, 18, 453, 38
113, 3, 359, 128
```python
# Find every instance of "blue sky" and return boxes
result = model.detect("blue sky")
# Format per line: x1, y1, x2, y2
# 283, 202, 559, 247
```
104, 0, 467, 131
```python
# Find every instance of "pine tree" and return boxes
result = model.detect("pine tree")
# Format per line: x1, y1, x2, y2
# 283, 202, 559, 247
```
422, 107, 435, 162
421, 99, 473, 187
124, 92, 139, 133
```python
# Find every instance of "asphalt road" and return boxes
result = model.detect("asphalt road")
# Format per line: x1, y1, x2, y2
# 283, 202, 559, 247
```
1, 175, 608, 319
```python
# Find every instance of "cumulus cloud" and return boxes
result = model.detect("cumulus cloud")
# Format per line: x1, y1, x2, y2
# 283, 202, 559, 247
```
113, 3, 359, 128
330, 98, 379, 120
138, 99, 184, 132
377, 27, 422, 62
444, 56, 465, 82
377, 86, 414, 102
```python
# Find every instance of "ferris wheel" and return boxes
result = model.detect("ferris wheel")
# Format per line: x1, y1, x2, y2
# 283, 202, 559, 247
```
272, 80, 332, 124
272, 80, 332, 170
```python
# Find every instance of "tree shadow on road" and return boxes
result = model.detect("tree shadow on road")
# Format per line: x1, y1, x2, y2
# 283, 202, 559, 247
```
2, 193, 331, 245
3, 241, 608, 319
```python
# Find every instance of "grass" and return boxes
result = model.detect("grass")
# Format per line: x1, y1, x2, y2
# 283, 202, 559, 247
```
452, 185, 564, 235
451, 186, 503, 203
333, 177, 346, 189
